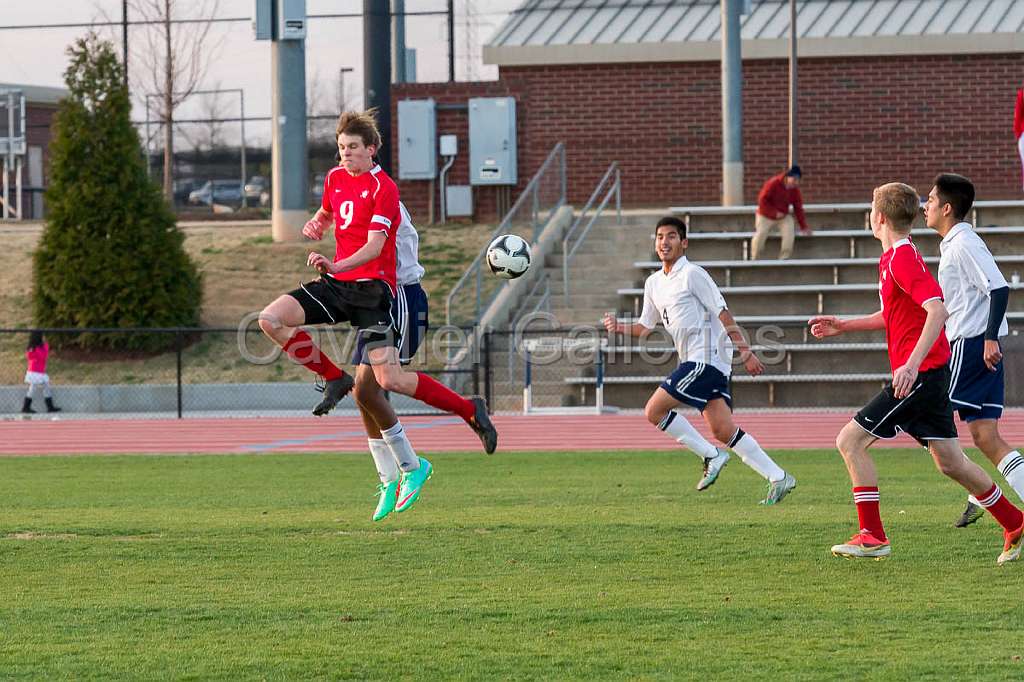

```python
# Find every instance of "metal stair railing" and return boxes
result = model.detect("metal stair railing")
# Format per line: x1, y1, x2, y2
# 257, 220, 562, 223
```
562, 161, 621, 306
445, 142, 566, 328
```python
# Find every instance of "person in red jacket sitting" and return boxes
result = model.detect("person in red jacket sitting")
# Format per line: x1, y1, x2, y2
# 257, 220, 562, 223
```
752, 165, 811, 260
1015, 88, 1024, 192
23, 331, 61, 414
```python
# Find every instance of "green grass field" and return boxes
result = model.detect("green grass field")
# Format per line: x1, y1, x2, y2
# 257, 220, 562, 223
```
2, 449, 1022, 680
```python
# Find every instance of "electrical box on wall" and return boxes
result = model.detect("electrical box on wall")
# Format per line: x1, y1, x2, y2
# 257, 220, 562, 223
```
468, 97, 516, 185
278, 0, 306, 40
397, 99, 437, 180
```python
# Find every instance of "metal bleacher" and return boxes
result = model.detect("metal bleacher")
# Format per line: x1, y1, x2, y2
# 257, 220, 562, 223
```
553, 201, 1024, 411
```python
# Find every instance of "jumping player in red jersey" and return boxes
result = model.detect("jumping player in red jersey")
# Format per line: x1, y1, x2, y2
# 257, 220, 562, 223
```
258, 110, 496, 508
809, 182, 1023, 564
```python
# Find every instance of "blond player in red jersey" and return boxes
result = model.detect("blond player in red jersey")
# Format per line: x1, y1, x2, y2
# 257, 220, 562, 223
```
259, 110, 496, 512
809, 182, 1022, 564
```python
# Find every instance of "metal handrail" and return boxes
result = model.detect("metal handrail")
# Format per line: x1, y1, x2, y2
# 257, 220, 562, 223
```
562, 162, 621, 305
445, 142, 566, 327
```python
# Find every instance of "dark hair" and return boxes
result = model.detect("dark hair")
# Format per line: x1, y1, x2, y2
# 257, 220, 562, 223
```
27, 330, 44, 351
785, 164, 802, 178
655, 216, 687, 240
933, 173, 975, 221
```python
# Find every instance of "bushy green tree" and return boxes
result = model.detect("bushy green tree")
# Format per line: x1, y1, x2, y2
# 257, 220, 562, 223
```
34, 33, 202, 351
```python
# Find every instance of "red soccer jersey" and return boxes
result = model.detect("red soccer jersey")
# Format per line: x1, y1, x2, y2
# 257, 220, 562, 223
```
321, 164, 400, 292
878, 237, 950, 372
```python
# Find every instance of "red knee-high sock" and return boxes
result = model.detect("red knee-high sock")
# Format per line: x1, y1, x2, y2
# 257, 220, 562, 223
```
976, 484, 1024, 532
282, 330, 343, 380
413, 372, 475, 422
853, 486, 886, 541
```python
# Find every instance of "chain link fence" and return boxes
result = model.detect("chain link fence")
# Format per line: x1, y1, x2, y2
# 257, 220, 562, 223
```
2, 325, 478, 419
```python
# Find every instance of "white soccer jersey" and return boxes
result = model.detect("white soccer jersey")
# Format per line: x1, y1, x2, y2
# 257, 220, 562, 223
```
937, 222, 1008, 341
638, 256, 734, 376
396, 202, 425, 286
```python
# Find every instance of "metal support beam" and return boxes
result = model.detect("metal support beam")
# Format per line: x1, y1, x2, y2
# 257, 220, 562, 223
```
271, 15, 308, 241
721, 0, 744, 205
788, 0, 798, 167
364, 0, 392, 174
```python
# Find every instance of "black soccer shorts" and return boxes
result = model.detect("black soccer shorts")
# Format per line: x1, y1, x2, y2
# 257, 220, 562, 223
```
854, 365, 958, 446
288, 277, 400, 350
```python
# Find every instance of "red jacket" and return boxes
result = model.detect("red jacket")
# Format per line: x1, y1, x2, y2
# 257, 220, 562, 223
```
757, 174, 808, 231
26, 342, 49, 373
1015, 88, 1024, 140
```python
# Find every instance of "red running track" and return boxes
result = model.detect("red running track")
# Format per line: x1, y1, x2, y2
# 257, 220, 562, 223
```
4, 410, 1024, 456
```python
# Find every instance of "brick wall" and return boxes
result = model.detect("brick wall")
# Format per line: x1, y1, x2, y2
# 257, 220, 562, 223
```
392, 52, 1024, 221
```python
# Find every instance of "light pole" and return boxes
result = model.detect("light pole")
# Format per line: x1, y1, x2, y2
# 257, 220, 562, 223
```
788, 0, 798, 167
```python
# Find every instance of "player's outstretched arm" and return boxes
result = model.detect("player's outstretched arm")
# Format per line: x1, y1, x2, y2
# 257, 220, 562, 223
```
808, 311, 884, 338
719, 309, 763, 376
602, 313, 650, 339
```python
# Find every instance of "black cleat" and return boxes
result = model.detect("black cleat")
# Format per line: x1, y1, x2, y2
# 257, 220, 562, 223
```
469, 396, 498, 454
312, 374, 355, 416
954, 501, 985, 528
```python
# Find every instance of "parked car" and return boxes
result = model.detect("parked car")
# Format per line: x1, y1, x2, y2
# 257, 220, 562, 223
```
172, 178, 205, 205
188, 180, 244, 206
244, 175, 267, 202
311, 172, 326, 201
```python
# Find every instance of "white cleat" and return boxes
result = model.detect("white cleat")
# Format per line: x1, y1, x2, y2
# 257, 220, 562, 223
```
697, 448, 730, 491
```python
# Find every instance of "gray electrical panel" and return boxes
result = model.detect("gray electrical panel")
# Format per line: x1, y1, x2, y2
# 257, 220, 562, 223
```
397, 99, 436, 180
278, 0, 306, 40
468, 97, 516, 185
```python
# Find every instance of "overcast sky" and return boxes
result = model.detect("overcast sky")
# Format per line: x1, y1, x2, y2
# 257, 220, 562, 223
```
1, 0, 521, 146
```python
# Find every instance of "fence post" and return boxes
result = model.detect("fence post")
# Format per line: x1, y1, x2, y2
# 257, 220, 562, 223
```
483, 328, 493, 413
175, 329, 183, 419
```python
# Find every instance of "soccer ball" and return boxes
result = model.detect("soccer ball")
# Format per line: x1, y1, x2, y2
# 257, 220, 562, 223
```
486, 234, 532, 279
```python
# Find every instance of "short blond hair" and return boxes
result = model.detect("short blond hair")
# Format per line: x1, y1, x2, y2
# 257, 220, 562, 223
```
872, 182, 919, 232
336, 108, 382, 149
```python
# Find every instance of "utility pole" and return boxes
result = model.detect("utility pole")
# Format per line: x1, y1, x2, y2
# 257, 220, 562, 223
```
788, 0, 798, 167
448, 0, 455, 82
122, 0, 129, 85
271, 0, 309, 241
395, 0, 406, 83
364, 0, 392, 174
721, 0, 744, 205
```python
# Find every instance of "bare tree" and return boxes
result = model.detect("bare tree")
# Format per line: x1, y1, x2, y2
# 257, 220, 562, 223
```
190, 84, 229, 152
109, 0, 224, 200
307, 67, 341, 147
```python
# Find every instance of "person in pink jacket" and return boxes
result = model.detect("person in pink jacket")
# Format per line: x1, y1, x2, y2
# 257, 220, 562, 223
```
23, 331, 61, 414
1016, 88, 1024, 192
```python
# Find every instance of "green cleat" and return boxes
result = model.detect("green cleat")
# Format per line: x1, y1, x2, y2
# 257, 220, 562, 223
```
372, 480, 399, 521
760, 472, 797, 505
396, 457, 433, 513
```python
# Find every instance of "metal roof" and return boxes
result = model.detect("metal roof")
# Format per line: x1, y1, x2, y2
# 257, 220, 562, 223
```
0, 83, 69, 105
489, 0, 1024, 46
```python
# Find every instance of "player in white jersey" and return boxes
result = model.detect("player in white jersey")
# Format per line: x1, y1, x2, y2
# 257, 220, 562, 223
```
348, 201, 432, 521
603, 217, 796, 504
923, 173, 1024, 528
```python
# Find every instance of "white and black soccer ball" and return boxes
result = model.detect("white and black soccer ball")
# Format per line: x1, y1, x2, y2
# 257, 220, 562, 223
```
486, 234, 532, 279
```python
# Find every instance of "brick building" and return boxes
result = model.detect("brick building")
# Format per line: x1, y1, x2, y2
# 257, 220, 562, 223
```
393, 0, 1024, 222
0, 83, 66, 220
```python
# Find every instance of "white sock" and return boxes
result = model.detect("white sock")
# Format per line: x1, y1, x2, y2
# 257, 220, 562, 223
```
381, 421, 420, 472
368, 438, 400, 484
728, 428, 785, 482
998, 450, 1024, 502
657, 411, 718, 460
